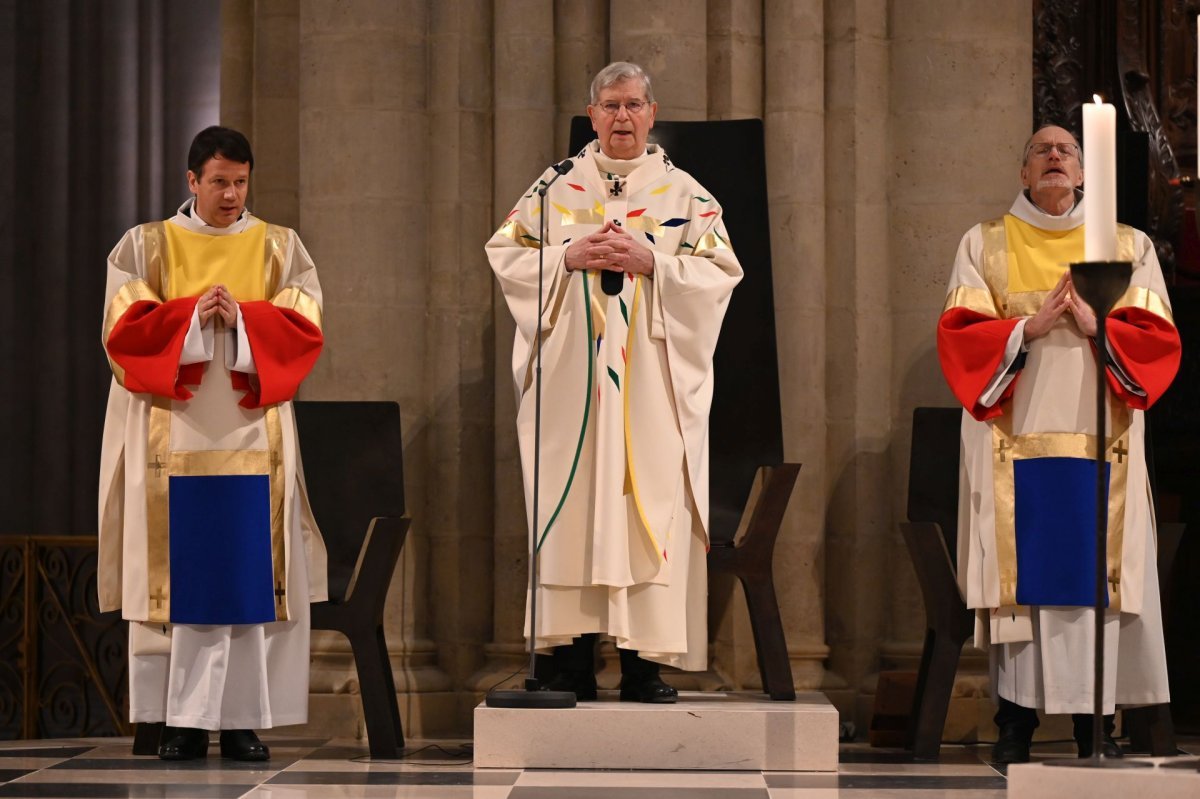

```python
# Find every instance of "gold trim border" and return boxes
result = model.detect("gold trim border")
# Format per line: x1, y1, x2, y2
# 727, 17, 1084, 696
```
943, 285, 999, 318
272, 287, 323, 330
991, 407, 1131, 608
621, 277, 665, 563
146, 398, 172, 624
265, 406, 288, 621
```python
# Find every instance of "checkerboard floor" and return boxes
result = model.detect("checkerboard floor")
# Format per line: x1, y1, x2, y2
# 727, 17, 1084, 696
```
0, 736, 1195, 797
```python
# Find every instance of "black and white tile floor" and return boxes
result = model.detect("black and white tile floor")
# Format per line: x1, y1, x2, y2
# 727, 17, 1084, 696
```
0, 736, 1195, 798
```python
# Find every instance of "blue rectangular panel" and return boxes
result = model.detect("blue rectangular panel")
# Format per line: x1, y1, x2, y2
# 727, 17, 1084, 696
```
1013, 456, 1109, 608
168, 474, 276, 624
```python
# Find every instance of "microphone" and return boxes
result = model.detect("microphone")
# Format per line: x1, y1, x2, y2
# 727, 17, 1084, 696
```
601, 268, 624, 296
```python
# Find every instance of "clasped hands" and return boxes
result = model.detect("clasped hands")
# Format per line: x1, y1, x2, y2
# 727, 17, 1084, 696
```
564, 221, 655, 276
197, 285, 238, 327
1023, 271, 1097, 342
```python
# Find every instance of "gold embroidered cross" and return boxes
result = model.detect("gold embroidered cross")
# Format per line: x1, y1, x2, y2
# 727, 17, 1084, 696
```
151, 586, 166, 609
1112, 440, 1128, 464
996, 439, 1011, 462
148, 454, 168, 477
269, 450, 282, 470
274, 581, 286, 606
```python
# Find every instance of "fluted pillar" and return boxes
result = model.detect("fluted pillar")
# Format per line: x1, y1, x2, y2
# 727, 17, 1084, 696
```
469, 0, 557, 697
554, 0, 607, 157
821, 0, 891, 725
761, 0, 831, 692
609, 0, 706, 120
295, 0, 453, 739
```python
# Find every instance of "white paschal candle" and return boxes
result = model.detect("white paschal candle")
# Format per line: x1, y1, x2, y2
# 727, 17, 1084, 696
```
1083, 95, 1117, 261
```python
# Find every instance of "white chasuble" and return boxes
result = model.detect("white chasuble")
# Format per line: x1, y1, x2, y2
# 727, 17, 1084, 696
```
488, 141, 742, 670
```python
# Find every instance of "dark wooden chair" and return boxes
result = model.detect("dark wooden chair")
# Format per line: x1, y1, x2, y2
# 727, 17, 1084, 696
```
297, 400, 410, 758
900, 406, 974, 760
569, 117, 799, 701
131, 400, 411, 759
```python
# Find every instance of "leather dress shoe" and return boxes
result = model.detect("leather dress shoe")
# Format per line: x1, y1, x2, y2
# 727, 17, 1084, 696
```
542, 671, 598, 701
1073, 714, 1122, 759
991, 723, 1032, 765
158, 727, 209, 761
220, 729, 270, 761
619, 674, 678, 704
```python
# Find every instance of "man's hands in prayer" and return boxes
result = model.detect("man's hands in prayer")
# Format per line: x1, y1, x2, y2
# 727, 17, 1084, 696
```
197, 285, 238, 327
564, 221, 655, 276
1065, 276, 1098, 337
1023, 272, 1100, 341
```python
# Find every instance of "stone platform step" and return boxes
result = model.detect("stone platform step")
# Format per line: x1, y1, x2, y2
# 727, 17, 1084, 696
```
474, 690, 838, 771
1008, 758, 1200, 799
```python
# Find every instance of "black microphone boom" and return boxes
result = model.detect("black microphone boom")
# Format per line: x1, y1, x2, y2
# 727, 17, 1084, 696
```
486, 156, 579, 710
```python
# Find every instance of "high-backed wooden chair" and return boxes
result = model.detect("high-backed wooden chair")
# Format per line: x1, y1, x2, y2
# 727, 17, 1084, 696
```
297, 400, 410, 758
569, 117, 799, 701
900, 407, 974, 760
132, 400, 410, 758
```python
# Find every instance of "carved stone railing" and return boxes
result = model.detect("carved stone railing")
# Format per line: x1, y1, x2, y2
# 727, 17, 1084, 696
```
0, 535, 128, 739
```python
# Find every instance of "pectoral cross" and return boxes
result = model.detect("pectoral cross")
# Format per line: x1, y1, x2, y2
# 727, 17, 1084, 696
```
148, 454, 168, 477
274, 581, 286, 606
151, 586, 166, 609
1112, 440, 1128, 464
610, 177, 623, 197
996, 439, 1011, 463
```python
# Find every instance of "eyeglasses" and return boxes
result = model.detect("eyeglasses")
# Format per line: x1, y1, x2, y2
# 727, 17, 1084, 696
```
1028, 142, 1079, 159
596, 100, 648, 116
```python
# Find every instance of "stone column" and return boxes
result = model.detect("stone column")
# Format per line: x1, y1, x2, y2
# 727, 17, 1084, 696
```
608, 0, 706, 121
821, 0, 892, 727
296, 0, 453, 739
705, 0, 763, 120
469, 0, 557, 698
759, 0, 831, 693
886, 2, 1033, 741
554, 0, 607, 157
424, 0, 499, 725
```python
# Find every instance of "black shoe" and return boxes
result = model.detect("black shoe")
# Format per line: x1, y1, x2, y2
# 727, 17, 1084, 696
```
1073, 714, 1122, 758
991, 698, 1038, 765
157, 727, 209, 761
543, 671, 598, 701
992, 723, 1032, 765
619, 674, 678, 704
219, 729, 270, 761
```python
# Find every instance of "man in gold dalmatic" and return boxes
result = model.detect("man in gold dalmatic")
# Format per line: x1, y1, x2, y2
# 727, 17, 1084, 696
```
938, 124, 1179, 763
99, 127, 326, 760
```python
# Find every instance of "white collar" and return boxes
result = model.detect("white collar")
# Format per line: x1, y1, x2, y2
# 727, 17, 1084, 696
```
1009, 190, 1085, 231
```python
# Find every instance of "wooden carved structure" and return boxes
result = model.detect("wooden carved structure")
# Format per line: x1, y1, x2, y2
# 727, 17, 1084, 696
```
1034, 0, 1200, 730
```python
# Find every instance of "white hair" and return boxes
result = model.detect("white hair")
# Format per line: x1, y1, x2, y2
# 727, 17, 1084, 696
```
589, 61, 655, 104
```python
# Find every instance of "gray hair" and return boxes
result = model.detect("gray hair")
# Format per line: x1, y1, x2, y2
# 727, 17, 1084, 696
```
589, 61, 655, 104
1021, 124, 1082, 165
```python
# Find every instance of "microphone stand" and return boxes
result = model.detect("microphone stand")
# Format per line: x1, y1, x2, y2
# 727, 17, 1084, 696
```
487, 160, 577, 709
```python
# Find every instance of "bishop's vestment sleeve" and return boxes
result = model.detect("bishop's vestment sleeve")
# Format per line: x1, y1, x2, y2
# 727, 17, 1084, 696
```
1104, 233, 1180, 409
486, 170, 572, 344
937, 229, 1021, 421
103, 226, 202, 400
234, 229, 324, 408
639, 191, 742, 545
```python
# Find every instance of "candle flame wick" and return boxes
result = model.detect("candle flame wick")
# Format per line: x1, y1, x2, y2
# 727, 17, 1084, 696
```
1093, 93, 1103, 104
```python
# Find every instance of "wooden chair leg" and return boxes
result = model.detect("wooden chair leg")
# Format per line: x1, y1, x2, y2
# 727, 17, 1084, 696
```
348, 625, 404, 758
740, 574, 796, 701
910, 628, 965, 760
1124, 703, 1176, 756
131, 721, 164, 756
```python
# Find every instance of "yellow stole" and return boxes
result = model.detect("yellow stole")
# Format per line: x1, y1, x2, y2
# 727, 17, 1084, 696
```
162, 221, 267, 302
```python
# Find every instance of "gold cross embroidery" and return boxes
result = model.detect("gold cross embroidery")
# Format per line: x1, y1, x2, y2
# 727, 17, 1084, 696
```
151, 586, 166, 609
996, 439, 1011, 463
274, 581, 286, 606
148, 454, 168, 477
1112, 440, 1128, 464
